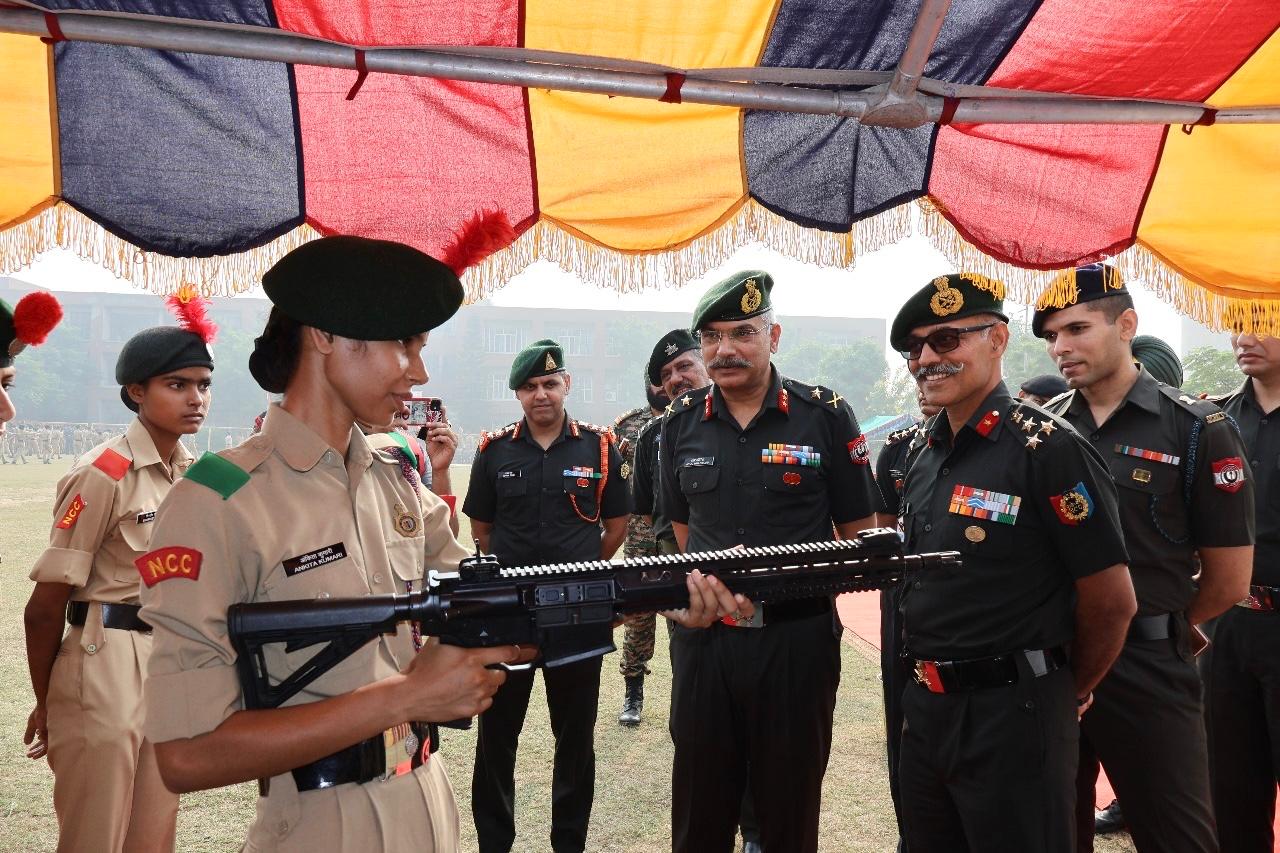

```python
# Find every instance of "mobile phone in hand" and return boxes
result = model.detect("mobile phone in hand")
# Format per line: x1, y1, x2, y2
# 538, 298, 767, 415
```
406, 397, 443, 426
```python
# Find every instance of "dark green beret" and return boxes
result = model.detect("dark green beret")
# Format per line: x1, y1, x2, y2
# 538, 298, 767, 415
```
648, 329, 699, 386
1131, 334, 1184, 387
262, 236, 464, 340
116, 326, 215, 412
509, 338, 565, 389
1031, 263, 1128, 338
889, 273, 1009, 352
690, 270, 774, 331
1019, 373, 1068, 399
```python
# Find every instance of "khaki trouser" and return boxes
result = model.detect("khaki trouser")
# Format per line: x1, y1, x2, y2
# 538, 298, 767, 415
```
243, 754, 459, 852
47, 620, 178, 853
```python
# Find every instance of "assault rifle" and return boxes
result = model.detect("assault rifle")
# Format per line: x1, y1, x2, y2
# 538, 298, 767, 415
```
228, 528, 958, 710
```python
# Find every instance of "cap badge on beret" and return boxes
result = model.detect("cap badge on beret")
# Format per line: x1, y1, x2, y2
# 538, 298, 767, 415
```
665, 342, 678, 356
930, 276, 964, 317
545, 353, 558, 371
741, 279, 763, 314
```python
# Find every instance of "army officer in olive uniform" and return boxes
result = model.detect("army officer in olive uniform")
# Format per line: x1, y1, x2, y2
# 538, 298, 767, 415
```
465, 339, 628, 853
138, 237, 529, 852
659, 271, 885, 853
893, 273, 1136, 853
1035, 264, 1254, 853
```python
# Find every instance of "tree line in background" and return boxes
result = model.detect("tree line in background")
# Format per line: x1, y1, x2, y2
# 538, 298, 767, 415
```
11, 309, 1241, 431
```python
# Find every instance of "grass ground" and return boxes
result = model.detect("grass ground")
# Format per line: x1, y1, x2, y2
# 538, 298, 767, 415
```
0, 460, 1134, 851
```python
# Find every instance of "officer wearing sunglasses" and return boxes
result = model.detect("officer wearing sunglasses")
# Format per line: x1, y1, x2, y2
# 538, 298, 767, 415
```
889, 272, 1135, 852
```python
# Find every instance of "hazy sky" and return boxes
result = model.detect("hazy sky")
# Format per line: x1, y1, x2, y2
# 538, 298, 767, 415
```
16, 231, 1224, 361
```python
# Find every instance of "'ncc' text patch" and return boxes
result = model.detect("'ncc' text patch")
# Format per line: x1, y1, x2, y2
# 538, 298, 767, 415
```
283, 543, 348, 577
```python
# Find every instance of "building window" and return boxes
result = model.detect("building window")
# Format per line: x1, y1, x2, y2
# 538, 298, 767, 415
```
605, 335, 622, 357
488, 374, 516, 401
575, 374, 593, 403
604, 378, 621, 403
486, 327, 521, 354
547, 326, 591, 356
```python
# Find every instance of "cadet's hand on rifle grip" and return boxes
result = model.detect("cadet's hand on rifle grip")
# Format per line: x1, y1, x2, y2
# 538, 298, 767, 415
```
662, 569, 756, 629
400, 639, 533, 721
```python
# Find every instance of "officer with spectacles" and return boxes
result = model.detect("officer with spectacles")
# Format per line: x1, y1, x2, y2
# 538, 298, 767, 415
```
659, 270, 885, 852
891, 272, 1136, 852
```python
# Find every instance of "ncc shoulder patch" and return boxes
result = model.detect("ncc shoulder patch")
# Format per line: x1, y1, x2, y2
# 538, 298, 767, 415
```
184, 452, 250, 500
92, 448, 131, 481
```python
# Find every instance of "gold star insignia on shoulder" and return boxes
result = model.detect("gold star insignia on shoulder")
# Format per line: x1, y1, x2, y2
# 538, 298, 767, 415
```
1039, 420, 1057, 435
1011, 411, 1023, 424
665, 401, 676, 415
1021, 418, 1037, 433
681, 395, 693, 407
1026, 434, 1042, 449
827, 391, 844, 407
810, 387, 823, 399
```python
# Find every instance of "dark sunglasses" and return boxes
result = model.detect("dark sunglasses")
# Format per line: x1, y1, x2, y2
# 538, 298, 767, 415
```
898, 322, 997, 360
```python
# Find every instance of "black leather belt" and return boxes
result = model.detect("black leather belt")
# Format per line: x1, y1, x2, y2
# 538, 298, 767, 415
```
1239, 585, 1280, 612
764, 597, 831, 624
290, 721, 437, 793
911, 647, 1068, 694
66, 601, 151, 633
1127, 612, 1173, 641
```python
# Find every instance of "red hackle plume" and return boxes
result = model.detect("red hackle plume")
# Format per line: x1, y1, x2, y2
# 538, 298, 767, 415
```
166, 286, 218, 344
13, 291, 63, 345
440, 209, 515, 276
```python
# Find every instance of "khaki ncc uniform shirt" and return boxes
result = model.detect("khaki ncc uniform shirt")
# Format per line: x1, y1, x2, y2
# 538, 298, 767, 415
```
139, 405, 470, 852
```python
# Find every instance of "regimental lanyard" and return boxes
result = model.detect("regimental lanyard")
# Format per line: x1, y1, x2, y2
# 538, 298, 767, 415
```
569, 434, 610, 523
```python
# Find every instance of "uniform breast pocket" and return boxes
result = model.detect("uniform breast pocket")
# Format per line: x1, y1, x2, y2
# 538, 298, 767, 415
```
1110, 454, 1186, 540
761, 466, 825, 527
678, 465, 720, 524
944, 515, 1019, 560
386, 537, 425, 592
260, 543, 365, 602
117, 516, 152, 554
496, 474, 528, 500
563, 476, 598, 514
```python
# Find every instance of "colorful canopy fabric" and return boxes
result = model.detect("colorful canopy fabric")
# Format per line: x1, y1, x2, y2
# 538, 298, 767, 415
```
1, 1, 1277, 330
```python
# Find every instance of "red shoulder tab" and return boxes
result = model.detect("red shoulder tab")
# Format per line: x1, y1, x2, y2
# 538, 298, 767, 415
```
92, 448, 131, 481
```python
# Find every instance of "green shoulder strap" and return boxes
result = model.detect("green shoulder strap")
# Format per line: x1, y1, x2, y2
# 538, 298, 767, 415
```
184, 452, 251, 500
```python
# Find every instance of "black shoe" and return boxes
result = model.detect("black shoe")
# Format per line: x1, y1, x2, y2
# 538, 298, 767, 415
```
619, 675, 644, 727
741, 842, 763, 853
1094, 799, 1126, 835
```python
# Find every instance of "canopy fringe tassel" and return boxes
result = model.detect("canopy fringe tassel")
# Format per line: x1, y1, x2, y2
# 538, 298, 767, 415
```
0, 203, 320, 297
458, 200, 912, 301
916, 197, 1280, 336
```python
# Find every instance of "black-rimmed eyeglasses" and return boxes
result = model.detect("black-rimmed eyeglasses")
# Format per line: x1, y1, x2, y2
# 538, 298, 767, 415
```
897, 323, 996, 360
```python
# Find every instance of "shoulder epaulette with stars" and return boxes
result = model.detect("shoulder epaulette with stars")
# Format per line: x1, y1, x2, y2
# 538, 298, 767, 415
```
478, 422, 520, 453
884, 424, 919, 448
783, 377, 848, 414
1157, 383, 1226, 422
572, 420, 617, 444
1008, 400, 1066, 453
666, 385, 712, 419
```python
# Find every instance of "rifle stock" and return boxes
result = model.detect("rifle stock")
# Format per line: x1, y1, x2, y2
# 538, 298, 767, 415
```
228, 528, 958, 710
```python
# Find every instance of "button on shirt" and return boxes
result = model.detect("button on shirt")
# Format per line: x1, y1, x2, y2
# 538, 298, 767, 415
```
1221, 380, 1280, 585
901, 384, 1128, 661
463, 413, 628, 566
659, 368, 884, 552
1047, 368, 1255, 615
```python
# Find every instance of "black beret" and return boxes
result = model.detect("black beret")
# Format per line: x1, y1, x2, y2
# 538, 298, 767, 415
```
1132, 335, 1184, 387
690, 270, 773, 331
1019, 373, 1069, 399
647, 329, 699, 386
889, 273, 1009, 352
262, 236, 464, 340
116, 326, 215, 412
509, 338, 565, 389
1031, 263, 1128, 337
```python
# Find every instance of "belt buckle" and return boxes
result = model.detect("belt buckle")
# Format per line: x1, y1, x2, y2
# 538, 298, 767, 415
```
380, 723, 421, 781
914, 660, 944, 693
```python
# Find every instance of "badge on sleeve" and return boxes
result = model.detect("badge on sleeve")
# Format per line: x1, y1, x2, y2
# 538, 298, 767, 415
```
135, 546, 203, 587
847, 435, 870, 465
56, 494, 86, 529
1211, 457, 1246, 493
1049, 483, 1094, 525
